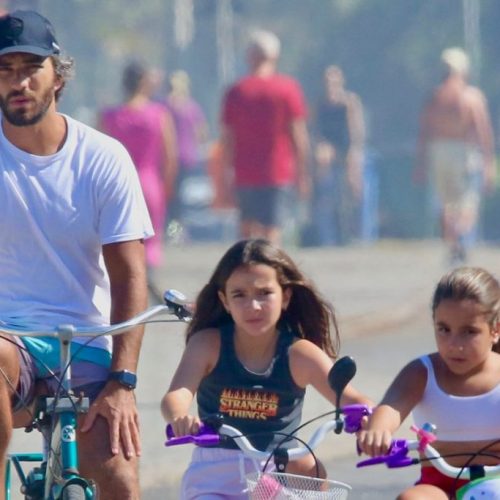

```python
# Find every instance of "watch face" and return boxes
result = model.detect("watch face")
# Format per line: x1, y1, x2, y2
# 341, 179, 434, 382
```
110, 370, 137, 389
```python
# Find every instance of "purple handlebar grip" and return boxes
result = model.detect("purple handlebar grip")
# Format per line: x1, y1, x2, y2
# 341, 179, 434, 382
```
342, 404, 373, 433
165, 423, 221, 447
357, 439, 414, 468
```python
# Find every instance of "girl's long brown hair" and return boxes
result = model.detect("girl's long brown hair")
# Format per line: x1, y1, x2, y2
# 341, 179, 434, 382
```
186, 239, 340, 358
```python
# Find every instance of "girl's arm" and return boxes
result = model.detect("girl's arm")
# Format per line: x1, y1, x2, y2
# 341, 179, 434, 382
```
160, 110, 178, 200
357, 359, 427, 456
288, 340, 373, 407
161, 329, 220, 436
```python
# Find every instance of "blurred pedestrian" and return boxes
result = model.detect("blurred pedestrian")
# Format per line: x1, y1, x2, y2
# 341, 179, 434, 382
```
100, 61, 177, 298
313, 65, 366, 246
220, 29, 311, 245
165, 70, 209, 232
415, 47, 495, 265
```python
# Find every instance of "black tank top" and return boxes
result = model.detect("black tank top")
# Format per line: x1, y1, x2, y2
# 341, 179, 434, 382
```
197, 323, 305, 451
317, 99, 350, 157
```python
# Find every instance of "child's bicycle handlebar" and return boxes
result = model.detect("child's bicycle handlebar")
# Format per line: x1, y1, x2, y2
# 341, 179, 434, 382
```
166, 404, 372, 462
357, 424, 500, 481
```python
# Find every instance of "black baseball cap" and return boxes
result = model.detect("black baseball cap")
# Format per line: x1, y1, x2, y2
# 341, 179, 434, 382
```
0, 10, 60, 57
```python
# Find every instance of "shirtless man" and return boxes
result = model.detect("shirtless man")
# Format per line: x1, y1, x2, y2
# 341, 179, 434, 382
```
415, 47, 495, 264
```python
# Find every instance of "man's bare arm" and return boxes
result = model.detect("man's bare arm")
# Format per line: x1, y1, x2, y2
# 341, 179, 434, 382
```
346, 93, 366, 196
469, 89, 496, 188
290, 118, 311, 198
80, 240, 148, 457
104, 240, 148, 370
161, 112, 178, 200
219, 124, 235, 172
347, 93, 365, 152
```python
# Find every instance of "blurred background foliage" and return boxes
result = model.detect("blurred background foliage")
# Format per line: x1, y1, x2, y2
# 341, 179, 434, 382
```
4, 0, 500, 238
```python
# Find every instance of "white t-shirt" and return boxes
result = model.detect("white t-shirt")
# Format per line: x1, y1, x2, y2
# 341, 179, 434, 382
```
0, 114, 153, 358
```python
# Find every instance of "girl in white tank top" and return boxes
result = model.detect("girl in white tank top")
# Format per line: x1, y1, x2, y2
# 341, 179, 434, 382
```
357, 266, 500, 499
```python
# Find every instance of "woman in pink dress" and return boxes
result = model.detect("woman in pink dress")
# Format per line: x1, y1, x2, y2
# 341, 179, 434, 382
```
100, 62, 177, 274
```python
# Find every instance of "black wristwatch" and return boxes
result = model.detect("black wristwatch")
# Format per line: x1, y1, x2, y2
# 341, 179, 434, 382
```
108, 370, 137, 390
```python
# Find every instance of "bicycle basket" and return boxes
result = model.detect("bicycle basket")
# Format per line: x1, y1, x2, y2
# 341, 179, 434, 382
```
246, 471, 351, 500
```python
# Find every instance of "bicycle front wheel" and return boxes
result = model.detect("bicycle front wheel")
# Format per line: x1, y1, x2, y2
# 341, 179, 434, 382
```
61, 484, 86, 500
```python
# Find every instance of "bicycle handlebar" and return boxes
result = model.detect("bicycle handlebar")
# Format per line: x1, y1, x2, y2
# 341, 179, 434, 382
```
0, 289, 192, 338
356, 424, 500, 480
165, 404, 372, 461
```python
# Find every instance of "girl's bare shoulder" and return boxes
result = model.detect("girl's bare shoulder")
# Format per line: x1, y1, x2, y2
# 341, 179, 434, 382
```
385, 356, 428, 394
288, 338, 324, 358
186, 328, 221, 355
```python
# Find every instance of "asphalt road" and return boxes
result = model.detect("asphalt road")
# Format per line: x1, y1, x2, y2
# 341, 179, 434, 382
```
8, 239, 500, 499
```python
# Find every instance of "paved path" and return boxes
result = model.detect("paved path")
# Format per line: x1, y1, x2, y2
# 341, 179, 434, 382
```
9, 239, 500, 499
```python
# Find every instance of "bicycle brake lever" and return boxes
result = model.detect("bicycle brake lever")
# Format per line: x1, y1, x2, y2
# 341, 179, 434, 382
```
165, 423, 220, 447
163, 289, 193, 321
357, 439, 417, 468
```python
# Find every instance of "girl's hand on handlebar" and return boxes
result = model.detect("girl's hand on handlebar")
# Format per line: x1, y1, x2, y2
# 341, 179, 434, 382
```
169, 415, 202, 437
359, 414, 369, 431
357, 429, 393, 457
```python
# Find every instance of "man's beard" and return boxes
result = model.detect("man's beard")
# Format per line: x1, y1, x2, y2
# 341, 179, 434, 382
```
0, 88, 54, 127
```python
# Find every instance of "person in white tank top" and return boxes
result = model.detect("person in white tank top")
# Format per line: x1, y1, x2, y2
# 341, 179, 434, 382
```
357, 267, 500, 499
0, 10, 153, 499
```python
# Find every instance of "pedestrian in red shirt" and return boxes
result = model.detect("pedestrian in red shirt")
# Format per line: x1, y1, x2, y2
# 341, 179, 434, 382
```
220, 30, 311, 245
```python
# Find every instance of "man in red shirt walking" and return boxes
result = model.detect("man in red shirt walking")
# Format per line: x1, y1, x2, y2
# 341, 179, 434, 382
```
221, 30, 310, 245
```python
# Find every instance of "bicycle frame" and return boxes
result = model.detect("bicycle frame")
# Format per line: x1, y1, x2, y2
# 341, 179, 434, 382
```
6, 325, 97, 500
43, 325, 94, 499
3, 290, 192, 500
6, 453, 44, 500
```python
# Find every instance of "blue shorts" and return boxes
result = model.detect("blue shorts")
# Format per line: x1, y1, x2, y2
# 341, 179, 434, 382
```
13, 337, 110, 412
236, 186, 293, 227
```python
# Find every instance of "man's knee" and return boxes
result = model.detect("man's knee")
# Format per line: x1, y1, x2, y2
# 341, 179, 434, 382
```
97, 456, 139, 485
78, 418, 139, 498
85, 456, 139, 499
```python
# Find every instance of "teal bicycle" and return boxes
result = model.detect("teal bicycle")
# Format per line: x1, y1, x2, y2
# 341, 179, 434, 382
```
2, 289, 192, 500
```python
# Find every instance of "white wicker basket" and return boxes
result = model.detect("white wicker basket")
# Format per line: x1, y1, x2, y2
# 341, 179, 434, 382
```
246, 472, 351, 499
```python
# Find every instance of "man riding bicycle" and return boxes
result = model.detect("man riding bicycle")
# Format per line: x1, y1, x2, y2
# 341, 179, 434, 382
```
0, 10, 152, 500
